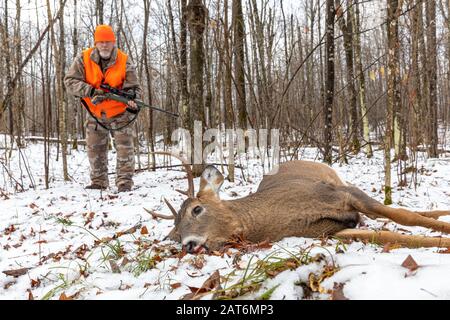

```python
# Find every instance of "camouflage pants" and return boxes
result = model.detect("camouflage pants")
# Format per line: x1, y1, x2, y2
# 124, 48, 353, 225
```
85, 112, 136, 188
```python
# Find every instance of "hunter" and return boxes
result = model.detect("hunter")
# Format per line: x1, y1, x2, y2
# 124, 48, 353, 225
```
64, 25, 142, 193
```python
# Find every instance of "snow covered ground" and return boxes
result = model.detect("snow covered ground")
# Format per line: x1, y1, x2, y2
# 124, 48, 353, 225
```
1, 137, 450, 300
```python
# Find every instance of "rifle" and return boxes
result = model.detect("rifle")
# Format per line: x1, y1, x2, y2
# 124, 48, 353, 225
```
99, 84, 179, 118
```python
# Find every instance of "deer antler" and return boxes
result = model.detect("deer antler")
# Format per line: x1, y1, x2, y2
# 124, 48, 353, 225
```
163, 197, 178, 218
144, 207, 174, 220
149, 151, 195, 198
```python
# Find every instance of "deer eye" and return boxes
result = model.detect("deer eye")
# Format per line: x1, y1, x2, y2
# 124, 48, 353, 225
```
192, 206, 204, 217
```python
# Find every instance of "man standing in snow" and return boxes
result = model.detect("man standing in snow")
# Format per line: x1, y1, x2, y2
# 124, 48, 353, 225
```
64, 25, 142, 193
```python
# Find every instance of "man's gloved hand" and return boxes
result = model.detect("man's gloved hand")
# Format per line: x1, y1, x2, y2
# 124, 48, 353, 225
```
126, 100, 139, 112
90, 87, 107, 105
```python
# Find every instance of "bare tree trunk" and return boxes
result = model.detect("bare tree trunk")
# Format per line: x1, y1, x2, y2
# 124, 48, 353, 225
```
96, 0, 104, 25
336, 0, 359, 154
143, 0, 155, 171
223, 0, 234, 129
14, 0, 25, 147
188, 0, 207, 175
181, 0, 190, 131
71, 0, 79, 150
324, 0, 335, 165
46, 0, 68, 181
425, 0, 438, 157
385, 0, 400, 205
410, 0, 422, 152
232, 0, 247, 129
353, 0, 372, 157
3, 0, 14, 149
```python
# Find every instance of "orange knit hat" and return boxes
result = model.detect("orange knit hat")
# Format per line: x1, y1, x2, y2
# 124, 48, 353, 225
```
94, 25, 116, 43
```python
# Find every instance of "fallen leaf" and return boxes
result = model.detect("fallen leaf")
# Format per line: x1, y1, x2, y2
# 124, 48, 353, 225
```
140, 226, 149, 235
84, 212, 95, 226
59, 292, 72, 300
109, 260, 121, 273
28, 203, 39, 209
3, 281, 16, 289
401, 254, 419, 271
2, 268, 30, 277
120, 256, 130, 267
113, 224, 141, 239
31, 279, 41, 288
27, 289, 34, 300
170, 283, 182, 290
182, 270, 221, 300
4, 225, 16, 235
331, 283, 348, 300
190, 256, 206, 269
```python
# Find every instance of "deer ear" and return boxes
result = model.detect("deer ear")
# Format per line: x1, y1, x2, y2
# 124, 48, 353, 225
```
197, 165, 224, 199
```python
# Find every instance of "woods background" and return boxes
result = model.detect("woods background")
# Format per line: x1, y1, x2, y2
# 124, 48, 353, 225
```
0, 0, 449, 203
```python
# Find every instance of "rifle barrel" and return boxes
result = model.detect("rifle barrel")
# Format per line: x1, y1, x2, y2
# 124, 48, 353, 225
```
103, 92, 179, 117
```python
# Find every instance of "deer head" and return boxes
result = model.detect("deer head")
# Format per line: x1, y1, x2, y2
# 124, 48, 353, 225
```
167, 164, 245, 253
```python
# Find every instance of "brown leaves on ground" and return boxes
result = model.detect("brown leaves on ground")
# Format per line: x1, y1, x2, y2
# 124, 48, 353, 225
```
113, 224, 141, 239
2, 267, 30, 277
4, 224, 16, 235
83, 212, 95, 226
140, 226, 149, 235
221, 234, 272, 254
74, 244, 90, 259
59, 291, 81, 300
41, 245, 73, 263
401, 254, 419, 272
170, 282, 182, 290
189, 255, 206, 269
109, 260, 121, 273
331, 282, 349, 300
257, 258, 302, 278
438, 247, 450, 254
181, 270, 222, 300
308, 265, 340, 295
28, 203, 39, 210
31, 279, 41, 288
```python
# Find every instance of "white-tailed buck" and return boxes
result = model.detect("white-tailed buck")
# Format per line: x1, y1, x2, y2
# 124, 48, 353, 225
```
151, 152, 450, 253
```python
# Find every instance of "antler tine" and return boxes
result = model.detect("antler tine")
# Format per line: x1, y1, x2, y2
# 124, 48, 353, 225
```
143, 207, 174, 220
150, 151, 195, 198
163, 197, 178, 219
175, 189, 189, 197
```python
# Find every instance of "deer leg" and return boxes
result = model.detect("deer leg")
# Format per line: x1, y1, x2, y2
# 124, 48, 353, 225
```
362, 210, 449, 221
334, 229, 450, 248
344, 186, 450, 234
416, 210, 450, 220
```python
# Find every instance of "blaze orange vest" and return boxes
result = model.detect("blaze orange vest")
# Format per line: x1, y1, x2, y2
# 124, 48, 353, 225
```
82, 47, 128, 118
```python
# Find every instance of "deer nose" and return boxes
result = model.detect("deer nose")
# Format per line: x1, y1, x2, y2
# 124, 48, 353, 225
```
185, 241, 197, 254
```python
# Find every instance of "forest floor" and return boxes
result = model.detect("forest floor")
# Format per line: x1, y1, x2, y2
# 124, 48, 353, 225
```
1, 136, 450, 300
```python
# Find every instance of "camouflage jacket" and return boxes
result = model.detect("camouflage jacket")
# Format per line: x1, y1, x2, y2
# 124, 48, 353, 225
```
64, 46, 143, 99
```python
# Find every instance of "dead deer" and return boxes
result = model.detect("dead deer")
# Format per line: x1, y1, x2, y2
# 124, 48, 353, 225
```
152, 152, 450, 253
